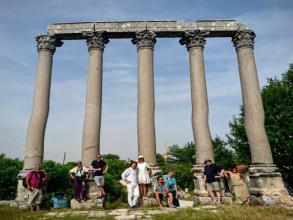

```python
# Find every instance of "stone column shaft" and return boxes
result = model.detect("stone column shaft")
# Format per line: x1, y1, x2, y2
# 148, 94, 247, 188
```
233, 30, 273, 164
23, 34, 63, 170
180, 30, 214, 165
132, 30, 157, 166
82, 31, 109, 167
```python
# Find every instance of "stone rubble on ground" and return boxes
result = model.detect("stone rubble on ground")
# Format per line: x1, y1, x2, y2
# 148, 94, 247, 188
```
41, 201, 224, 219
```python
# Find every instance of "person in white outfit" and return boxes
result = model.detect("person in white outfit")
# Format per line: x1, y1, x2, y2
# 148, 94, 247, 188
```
121, 161, 140, 208
137, 155, 151, 199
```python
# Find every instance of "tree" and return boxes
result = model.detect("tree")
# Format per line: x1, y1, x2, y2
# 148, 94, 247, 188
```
212, 136, 236, 169
0, 154, 23, 200
227, 64, 293, 188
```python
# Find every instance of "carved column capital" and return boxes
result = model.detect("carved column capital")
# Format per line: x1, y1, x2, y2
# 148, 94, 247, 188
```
132, 30, 156, 50
232, 30, 256, 49
35, 34, 63, 53
179, 30, 207, 51
83, 31, 109, 51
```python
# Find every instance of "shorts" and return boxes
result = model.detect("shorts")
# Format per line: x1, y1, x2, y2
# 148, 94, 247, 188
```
154, 193, 166, 201
219, 178, 225, 190
94, 176, 104, 187
206, 181, 220, 191
28, 187, 43, 205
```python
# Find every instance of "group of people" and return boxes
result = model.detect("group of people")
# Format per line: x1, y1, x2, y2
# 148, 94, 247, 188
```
25, 154, 179, 211
203, 158, 250, 205
121, 156, 180, 208
24, 155, 249, 211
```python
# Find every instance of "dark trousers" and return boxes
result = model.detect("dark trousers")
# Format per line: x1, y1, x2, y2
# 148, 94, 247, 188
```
72, 179, 86, 201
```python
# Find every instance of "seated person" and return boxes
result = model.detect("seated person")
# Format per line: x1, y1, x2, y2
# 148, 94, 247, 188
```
153, 176, 168, 208
163, 170, 180, 208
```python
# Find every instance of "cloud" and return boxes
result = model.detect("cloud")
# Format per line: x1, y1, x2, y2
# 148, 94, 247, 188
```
0, 1, 292, 162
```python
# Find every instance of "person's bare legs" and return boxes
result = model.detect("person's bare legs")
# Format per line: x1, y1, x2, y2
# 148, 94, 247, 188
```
142, 184, 147, 198
36, 204, 40, 211
215, 191, 221, 204
208, 190, 216, 203
138, 184, 143, 198
98, 186, 105, 197
30, 205, 35, 212
154, 193, 163, 207
167, 192, 173, 208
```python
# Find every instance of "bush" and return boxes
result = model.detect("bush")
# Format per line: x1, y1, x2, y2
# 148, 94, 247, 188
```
0, 154, 23, 200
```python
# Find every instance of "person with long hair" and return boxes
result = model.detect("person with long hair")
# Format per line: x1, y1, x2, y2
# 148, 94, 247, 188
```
137, 155, 151, 199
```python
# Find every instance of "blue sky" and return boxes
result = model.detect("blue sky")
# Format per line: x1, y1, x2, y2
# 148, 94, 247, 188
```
0, 0, 292, 163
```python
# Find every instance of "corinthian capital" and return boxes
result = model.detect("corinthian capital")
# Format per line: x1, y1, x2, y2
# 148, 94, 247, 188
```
83, 31, 109, 51
132, 30, 156, 50
35, 34, 63, 53
232, 30, 255, 49
179, 30, 207, 51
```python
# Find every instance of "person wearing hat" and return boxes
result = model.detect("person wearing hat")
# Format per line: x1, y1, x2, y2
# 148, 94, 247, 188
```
203, 158, 224, 205
137, 155, 151, 199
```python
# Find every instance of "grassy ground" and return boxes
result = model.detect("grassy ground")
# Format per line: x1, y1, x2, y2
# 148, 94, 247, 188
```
0, 205, 292, 220
154, 205, 293, 220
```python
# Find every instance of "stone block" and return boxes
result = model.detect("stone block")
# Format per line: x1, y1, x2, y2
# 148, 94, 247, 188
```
70, 198, 104, 209
194, 196, 233, 206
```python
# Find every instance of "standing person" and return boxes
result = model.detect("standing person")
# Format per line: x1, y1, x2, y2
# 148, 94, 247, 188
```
204, 158, 224, 205
224, 166, 250, 205
90, 154, 108, 198
137, 155, 151, 199
26, 163, 48, 211
153, 176, 168, 208
163, 170, 180, 208
121, 161, 140, 208
69, 161, 88, 202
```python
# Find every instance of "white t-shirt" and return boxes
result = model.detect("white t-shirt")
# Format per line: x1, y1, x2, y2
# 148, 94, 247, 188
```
121, 167, 138, 185
70, 166, 88, 177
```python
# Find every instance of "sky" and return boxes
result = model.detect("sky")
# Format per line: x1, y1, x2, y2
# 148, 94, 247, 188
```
0, 0, 292, 163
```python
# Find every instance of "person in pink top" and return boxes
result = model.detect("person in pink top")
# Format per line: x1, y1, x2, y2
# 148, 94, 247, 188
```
26, 163, 48, 211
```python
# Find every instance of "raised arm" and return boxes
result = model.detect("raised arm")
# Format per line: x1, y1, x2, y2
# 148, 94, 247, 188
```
103, 163, 109, 174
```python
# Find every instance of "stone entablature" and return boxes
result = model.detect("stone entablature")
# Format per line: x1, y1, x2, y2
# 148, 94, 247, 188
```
47, 20, 250, 39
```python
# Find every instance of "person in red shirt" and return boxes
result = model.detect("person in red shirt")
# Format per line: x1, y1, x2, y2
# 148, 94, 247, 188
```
26, 163, 48, 211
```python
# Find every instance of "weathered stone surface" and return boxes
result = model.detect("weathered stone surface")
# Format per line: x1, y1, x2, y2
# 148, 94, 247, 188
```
70, 198, 103, 209
141, 197, 157, 207
194, 196, 233, 205
135, 31, 157, 166
47, 20, 250, 39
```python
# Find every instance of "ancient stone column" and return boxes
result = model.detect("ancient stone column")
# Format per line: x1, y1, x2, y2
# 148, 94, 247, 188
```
132, 30, 157, 167
233, 30, 290, 204
232, 30, 273, 165
16, 34, 62, 201
180, 30, 218, 203
81, 31, 109, 167
180, 30, 214, 164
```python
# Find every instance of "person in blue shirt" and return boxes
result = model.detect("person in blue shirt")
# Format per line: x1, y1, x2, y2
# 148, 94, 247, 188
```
163, 170, 180, 208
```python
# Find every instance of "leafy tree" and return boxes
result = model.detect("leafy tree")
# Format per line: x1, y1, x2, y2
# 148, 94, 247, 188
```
227, 64, 293, 188
212, 136, 236, 169
0, 154, 23, 200
167, 142, 195, 164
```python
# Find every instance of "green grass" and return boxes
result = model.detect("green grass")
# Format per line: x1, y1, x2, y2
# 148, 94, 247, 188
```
154, 205, 293, 220
0, 205, 292, 220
